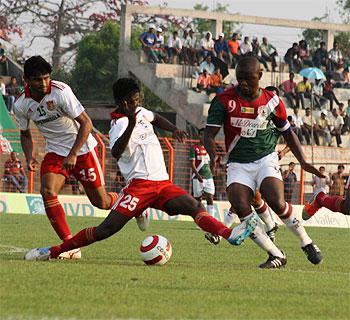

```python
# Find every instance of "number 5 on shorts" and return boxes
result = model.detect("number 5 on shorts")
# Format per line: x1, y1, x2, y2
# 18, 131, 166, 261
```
119, 194, 140, 211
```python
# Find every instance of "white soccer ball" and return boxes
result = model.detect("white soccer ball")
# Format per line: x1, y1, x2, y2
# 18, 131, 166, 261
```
139, 235, 172, 266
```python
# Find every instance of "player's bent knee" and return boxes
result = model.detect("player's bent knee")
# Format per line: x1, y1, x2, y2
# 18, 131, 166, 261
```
40, 188, 58, 197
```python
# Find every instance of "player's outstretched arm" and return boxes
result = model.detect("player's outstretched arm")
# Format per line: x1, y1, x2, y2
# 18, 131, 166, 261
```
283, 130, 325, 178
152, 114, 187, 143
204, 126, 220, 172
20, 129, 38, 171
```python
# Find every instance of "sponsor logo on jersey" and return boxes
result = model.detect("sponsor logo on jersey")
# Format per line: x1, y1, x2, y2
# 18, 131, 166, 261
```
46, 100, 56, 111
34, 113, 61, 125
241, 107, 254, 114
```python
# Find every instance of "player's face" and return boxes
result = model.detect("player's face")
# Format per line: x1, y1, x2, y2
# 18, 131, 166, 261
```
236, 67, 261, 97
26, 73, 51, 96
124, 92, 140, 115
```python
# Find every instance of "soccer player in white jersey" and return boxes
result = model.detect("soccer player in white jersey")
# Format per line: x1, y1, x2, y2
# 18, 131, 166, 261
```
303, 175, 350, 217
24, 78, 258, 261
204, 56, 325, 268
14, 56, 119, 258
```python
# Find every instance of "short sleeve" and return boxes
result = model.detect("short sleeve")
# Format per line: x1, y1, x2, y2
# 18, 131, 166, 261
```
272, 98, 290, 133
206, 97, 225, 127
139, 107, 155, 123
109, 117, 129, 149
59, 86, 85, 119
13, 101, 30, 131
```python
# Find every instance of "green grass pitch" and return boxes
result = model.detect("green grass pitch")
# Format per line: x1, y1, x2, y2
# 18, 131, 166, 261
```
0, 213, 349, 320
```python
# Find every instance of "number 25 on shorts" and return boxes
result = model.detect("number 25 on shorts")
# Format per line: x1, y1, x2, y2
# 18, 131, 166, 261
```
119, 194, 139, 211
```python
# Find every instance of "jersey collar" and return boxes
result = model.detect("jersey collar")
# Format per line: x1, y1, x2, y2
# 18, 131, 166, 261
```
24, 81, 52, 100
110, 111, 126, 119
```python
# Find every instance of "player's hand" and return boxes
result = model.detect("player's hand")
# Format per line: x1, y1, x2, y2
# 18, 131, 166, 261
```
62, 154, 77, 171
278, 150, 285, 160
126, 109, 141, 126
196, 174, 203, 183
172, 130, 187, 143
300, 161, 326, 178
27, 158, 39, 172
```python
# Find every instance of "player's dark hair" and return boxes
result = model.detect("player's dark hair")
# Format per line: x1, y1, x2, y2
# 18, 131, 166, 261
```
236, 54, 260, 72
24, 56, 52, 78
112, 78, 140, 104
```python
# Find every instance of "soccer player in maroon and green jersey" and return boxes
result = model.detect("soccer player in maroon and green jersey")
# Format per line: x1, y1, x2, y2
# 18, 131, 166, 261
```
204, 55, 325, 269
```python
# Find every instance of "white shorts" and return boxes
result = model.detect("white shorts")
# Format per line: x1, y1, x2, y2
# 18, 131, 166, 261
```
226, 152, 282, 192
193, 178, 215, 198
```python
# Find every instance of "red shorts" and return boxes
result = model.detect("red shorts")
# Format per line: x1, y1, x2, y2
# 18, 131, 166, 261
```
41, 148, 104, 189
111, 179, 187, 218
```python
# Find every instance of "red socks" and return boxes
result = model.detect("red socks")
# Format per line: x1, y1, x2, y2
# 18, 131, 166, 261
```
194, 210, 232, 239
108, 192, 119, 209
43, 195, 71, 241
50, 227, 96, 258
316, 193, 344, 212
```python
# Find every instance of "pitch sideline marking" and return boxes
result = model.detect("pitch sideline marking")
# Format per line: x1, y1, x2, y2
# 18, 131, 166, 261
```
0, 244, 29, 253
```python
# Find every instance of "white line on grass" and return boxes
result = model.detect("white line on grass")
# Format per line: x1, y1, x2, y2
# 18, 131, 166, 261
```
0, 244, 29, 254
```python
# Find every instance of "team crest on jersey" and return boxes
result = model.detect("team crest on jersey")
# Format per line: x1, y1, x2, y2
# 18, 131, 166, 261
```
227, 100, 236, 112
258, 105, 268, 117
46, 100, 56, 111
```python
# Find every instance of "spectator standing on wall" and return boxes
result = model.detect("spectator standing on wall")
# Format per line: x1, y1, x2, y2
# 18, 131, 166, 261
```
279, 72, 297, 108
227, 33, 240, 68
330, 165, 346, 196
312, 41, 329, 69
282, 162, 297, 203
139, 24, 159, 63
312, 166, 331, 193
260, 37, 278, 72
3, 151, 28, 193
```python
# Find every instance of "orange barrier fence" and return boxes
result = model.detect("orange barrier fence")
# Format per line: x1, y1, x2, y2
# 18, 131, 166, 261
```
1, 128, 349, 204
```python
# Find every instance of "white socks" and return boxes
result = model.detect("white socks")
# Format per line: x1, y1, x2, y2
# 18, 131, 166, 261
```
255, 201, 275, 231
280, 203, 312, 247
207, 204, 215, 217
241, 213, 284, 258
223, 210, 236, 227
